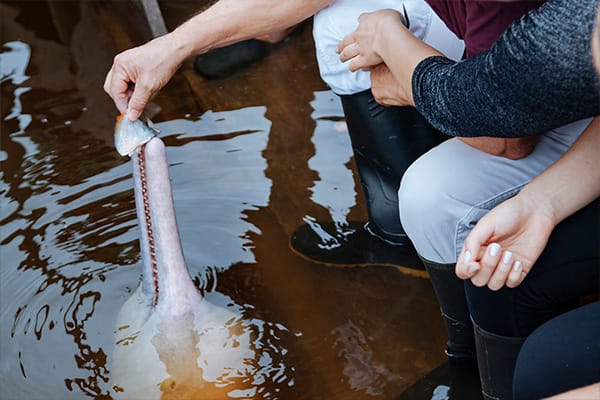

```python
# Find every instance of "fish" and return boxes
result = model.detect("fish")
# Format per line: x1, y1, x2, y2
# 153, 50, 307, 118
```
110, 119, 256, 399
114, 114, 159, 157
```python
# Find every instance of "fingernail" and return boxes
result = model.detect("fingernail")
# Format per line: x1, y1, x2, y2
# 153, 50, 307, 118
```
126, 109, 140, 121
488, 243, 500, 257
502, 251, 513, 265
467, 264, 479, 275
463, 251, 471, 265
513, 260, 522, 272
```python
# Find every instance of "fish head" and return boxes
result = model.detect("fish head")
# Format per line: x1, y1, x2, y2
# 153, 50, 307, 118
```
114, 114, 159, 157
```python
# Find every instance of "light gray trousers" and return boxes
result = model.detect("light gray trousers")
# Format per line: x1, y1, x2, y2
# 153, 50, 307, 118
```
399, 119, 590, 264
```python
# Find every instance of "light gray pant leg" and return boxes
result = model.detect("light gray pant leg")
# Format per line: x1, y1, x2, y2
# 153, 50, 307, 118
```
399, 118, 591, 264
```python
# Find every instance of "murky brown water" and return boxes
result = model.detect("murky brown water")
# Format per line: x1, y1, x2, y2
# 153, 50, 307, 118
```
1, 1, 451, 399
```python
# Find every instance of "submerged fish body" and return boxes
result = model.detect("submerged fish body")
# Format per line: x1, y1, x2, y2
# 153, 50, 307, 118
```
114, 115, 159, 157
111, 286, 256, 400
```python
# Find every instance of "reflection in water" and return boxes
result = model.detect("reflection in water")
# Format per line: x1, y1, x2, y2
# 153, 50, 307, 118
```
302, 90, 363, 248
153, 107, 272, 270
1, 41, 32, 135
307, 91, 355, 230
432, 385, 450, 400
333, 320, 402, 396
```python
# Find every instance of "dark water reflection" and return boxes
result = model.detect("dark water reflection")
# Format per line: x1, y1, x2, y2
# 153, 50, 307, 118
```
1, 2, 447, 399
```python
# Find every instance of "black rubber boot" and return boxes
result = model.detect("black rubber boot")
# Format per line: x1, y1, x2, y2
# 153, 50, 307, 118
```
290, 90, 446, 267
290, 220, 426, 272
194, 39, 270, 80
473, 320, 525, 400
422, 260, 476, 361
341, 90, 447, 244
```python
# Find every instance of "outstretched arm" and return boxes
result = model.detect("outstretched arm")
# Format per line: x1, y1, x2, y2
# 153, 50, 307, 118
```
104, 0, 332, 120
455, 117, 600, 290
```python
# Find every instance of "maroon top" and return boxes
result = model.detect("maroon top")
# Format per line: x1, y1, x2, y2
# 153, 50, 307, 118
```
425, 0, 546, 57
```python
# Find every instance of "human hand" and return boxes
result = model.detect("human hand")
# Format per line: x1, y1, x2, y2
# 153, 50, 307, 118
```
459, 136, 540, 160
370, 64, 412, 107
337, 9, 406, 72
459, 135, 540, 160
455, 192, 556, 290
104, 34, 187, 121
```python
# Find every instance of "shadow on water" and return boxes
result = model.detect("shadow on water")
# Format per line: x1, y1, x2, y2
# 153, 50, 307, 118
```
0, 1, 478, 399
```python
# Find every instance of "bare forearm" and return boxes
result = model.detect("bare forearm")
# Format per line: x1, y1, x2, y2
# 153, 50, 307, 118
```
104, 0, 331, 118
520, 118, 600, 225
373, 20, 441, 107
171, 0, 332, 58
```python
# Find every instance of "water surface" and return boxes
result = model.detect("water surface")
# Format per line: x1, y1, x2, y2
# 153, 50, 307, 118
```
0, 2, 448, 399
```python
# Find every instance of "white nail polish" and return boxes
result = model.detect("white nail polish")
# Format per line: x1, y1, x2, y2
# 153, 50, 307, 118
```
468, 264, 479, 275
489, 243, 500, 257
513, 260, 522, 272
463, 251, 471, 265
502, 251, 513, 265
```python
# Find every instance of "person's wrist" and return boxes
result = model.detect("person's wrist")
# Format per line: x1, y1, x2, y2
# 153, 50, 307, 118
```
518, 185, 560, 227
373, 16, 405, 62
170, 25, 204, 60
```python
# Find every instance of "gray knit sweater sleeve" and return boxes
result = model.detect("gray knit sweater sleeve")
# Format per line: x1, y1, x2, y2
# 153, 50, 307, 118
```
412, 0, 600, 138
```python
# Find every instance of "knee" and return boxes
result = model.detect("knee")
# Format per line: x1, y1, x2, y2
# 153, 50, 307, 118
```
399, 154, 442, 231
398, 140, 475, 263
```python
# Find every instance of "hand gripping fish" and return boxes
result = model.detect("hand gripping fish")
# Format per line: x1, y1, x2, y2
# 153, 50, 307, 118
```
111, 115, 255, 399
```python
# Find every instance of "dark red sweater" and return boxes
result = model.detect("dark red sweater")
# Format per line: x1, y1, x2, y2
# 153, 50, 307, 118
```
425, 0, 546, 57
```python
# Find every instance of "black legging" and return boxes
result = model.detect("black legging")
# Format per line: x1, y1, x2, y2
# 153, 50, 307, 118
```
512, 301, 600, 399
465, 199, 600, 337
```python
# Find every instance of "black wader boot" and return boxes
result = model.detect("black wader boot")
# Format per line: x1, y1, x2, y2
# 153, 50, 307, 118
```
341, 90, 446, 244
291, 90, 446, 268
421, 260, 476, 360
194, 39, 271, 80
473, 320, 525, 400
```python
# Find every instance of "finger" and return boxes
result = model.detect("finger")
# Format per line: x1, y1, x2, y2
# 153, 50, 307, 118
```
460, 221, 494, 259
471, 246, 512, 287
472, 250, 512, 288
357, 12, 371, 23
126, 80, 152, 121
457, 261, 482, 281
104, 68, 127, 114
348, 56, 371, 72
456, 244, 486, 279
339, 42, 360, 63
108, 70, 132, 115
506, 260, 526, 288
115, 91, 130, 115
487, 248, 515, 291
337, 33, 355, 54
103, 68, 113, 95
